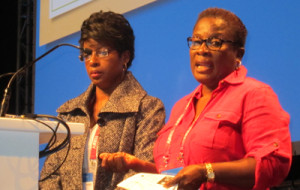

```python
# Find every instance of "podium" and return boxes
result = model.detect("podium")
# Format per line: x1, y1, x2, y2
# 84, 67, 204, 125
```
0, 117, 84, 190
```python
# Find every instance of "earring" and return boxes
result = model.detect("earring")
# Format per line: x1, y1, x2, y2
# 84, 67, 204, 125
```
123, 63, 128, 72
236, 61, 242, 70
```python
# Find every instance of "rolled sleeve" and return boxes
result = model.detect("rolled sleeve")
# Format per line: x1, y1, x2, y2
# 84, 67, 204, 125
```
242, 86, 292, 189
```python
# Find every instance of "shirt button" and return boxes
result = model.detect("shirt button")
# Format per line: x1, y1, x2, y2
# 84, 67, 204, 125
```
216, 114, 222, 118
273, 142, 279, 147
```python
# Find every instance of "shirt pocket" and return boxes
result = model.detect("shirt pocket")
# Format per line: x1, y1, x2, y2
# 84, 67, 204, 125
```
191, 111, 241, 150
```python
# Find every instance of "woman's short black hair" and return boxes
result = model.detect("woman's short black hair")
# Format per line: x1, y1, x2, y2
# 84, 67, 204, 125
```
196, 7, 247, 48
79, 11, 135, 68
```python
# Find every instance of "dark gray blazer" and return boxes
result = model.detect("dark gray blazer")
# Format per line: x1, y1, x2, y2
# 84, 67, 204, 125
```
39, 72, 165, 190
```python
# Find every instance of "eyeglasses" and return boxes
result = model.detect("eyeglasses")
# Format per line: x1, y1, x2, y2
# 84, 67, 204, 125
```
187, 37, 238, 51
79, 48, 110, 62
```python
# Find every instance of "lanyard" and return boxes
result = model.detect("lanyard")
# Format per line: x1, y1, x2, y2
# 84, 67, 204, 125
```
90, 125, 100, 160
163, 86, 201, 168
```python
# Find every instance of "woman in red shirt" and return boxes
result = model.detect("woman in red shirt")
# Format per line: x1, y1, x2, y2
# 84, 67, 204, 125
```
100, 7, 291, 190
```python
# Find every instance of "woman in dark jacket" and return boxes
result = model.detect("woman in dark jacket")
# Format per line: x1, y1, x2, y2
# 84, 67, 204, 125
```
39, 11, 165, 190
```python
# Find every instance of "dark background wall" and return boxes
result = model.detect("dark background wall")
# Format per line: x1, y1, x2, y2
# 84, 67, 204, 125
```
0, 2, 18, 114
0, 1, 34, 116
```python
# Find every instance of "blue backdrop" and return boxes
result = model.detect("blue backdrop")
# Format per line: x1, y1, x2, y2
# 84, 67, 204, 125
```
35, 0, 300, 142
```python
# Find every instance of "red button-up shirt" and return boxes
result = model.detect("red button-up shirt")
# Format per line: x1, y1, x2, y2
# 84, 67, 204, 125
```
153, 66, 291, 189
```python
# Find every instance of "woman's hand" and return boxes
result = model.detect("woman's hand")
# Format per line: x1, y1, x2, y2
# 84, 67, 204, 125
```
99, 152, 158, 173
163, 158, 256, 189
99, 152, 138, 172
164, 164, 206, 190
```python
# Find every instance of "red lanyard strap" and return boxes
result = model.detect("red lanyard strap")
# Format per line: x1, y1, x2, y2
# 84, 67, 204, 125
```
163, 86, 201, 168
90, 125, 100, 160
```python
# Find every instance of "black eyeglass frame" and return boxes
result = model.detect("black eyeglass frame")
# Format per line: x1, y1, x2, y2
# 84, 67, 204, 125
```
187, 37, 240, 51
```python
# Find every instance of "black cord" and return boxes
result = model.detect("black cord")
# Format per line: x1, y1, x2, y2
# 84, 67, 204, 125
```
33, 119, 57, 152
26, 114, 71, 158
21, 114, 72, 182
45, 121, 60, 150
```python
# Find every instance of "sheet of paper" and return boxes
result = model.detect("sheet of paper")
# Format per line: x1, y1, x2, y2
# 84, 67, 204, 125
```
117, 173, 178, 190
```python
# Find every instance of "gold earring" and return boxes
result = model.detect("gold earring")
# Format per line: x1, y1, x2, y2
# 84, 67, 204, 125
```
123, 63, 127, 71
236, 61, 242, 70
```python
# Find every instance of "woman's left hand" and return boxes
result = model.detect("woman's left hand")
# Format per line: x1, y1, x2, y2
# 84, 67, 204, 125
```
163, 164, 206, 190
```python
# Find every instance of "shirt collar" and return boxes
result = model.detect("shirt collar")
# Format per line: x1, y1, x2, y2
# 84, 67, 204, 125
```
192, 65, 248, 99
221, 65, 247, 85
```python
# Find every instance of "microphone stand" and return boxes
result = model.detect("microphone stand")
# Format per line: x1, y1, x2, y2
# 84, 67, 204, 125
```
0, 43, 80, 117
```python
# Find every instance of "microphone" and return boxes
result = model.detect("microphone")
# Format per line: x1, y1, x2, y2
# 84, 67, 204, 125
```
0, 43, 80, 117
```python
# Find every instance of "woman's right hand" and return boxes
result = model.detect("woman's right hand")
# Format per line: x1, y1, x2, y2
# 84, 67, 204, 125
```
163, 164, 206, 190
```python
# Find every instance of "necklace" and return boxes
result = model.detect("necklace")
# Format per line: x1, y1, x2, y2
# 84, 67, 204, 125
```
163, 86, 202, 168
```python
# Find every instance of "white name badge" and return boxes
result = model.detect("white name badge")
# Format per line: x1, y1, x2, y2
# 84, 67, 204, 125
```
83, 173, 94, 190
